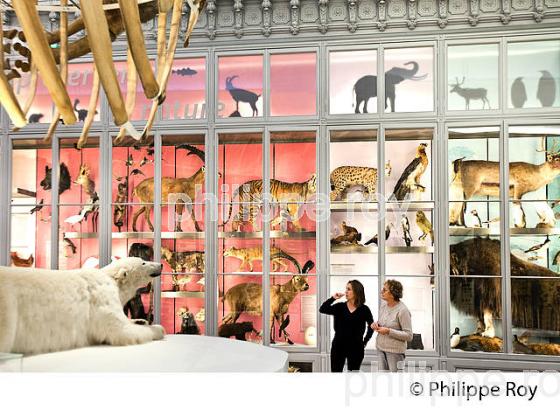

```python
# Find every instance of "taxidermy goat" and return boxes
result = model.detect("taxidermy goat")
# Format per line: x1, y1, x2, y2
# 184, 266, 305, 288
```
40, 163, 71, 195
221, 175, 317, 232
392, 143, 429, 201
330, 221, 362, 245
449, 141, 560, 225
329, 163, 392, 201
222, 261, 313, 344
450, 237, 560, 338
223, 246, 313, 273
225, 75, 260, 117
218, 321, 259, 341
177, 308, 200, 335
132, 145, 205, 232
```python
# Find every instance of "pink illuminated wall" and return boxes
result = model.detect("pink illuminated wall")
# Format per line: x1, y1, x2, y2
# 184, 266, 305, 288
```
270, 53, 317, 116
218, 55, 263, 118
163, 58, 206, 120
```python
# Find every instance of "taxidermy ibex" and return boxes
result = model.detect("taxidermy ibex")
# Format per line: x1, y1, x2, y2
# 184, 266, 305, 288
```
449, 140, 560, 225
132, 144, 205, 232
222, 260, 314, 344
2, 0, 205, 147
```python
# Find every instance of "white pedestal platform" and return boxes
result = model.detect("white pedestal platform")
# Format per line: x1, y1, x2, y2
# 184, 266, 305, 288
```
19, 335, 289, 372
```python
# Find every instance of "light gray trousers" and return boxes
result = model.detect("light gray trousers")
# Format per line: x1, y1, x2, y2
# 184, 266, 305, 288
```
378, 350, 406, 372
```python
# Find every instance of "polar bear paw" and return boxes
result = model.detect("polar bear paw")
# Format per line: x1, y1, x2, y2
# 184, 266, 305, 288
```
150, 324, 166, 340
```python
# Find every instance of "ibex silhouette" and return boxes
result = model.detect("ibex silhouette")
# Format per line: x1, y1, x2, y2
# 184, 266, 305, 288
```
225, 75, 261, 116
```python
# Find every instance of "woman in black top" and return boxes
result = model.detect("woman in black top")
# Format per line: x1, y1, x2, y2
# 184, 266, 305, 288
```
320, 280, 374, 372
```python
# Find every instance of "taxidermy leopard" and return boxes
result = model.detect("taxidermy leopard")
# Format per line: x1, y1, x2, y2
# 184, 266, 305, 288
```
330, 162, 392, 201
224, 246, 304, 273
221, 174, 317, 232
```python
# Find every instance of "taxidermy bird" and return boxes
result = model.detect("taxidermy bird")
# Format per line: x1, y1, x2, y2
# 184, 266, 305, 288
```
470, 210, 482, 228
511, 77, 527, 108
537, 70, 556, 107
416, 211, 433, 244
552, 249, 560, 272
401, 214, 412, 247
450, 327, 461, 349
195, 308, 205, 322
392, 143, 429, 201
364, 224, 392, 246
524, 235, 551, 254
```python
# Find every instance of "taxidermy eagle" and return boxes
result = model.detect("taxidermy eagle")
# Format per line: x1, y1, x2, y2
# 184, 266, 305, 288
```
392, 143, 429, 201
450, 237, 560, 336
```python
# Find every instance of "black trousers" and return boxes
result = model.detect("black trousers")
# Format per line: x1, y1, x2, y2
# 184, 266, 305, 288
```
331, 339, 365, 372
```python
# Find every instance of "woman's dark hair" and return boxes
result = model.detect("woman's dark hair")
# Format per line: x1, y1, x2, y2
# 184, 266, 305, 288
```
385, 280, 403, 301
348, 280, 366, 307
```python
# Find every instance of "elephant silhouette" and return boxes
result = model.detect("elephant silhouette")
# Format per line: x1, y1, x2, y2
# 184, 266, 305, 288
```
352, 61, 427, 113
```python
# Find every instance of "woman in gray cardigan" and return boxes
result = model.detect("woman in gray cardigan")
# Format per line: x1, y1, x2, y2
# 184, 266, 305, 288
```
371, 280, 413, 372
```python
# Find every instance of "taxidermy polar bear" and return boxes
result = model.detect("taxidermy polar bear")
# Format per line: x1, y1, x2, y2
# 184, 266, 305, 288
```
0, 257, 165, 355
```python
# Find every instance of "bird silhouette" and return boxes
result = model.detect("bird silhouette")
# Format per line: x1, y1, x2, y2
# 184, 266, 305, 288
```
537, 70, 556, 107
511, 77, 527, 108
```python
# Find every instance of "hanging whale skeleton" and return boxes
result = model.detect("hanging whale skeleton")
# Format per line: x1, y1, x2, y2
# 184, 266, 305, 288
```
1, 0, 205, 148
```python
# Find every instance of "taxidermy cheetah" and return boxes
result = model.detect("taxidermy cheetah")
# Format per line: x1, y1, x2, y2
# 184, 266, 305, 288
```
330, 162, 392, 201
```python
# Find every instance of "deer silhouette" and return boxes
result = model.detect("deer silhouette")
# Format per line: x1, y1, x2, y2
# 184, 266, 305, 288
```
225, 75, 260, 117
449, 77, 491, 110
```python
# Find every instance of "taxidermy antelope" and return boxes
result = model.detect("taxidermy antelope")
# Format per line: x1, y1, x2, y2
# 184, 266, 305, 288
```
449, 139, 560, 226
449, 77, 490, 110
222, 261, 314, 345
2, 0, 205, 147
132, 144, 204, 232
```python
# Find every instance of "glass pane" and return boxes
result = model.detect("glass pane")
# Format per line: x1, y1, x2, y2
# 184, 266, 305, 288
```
114, 60, 154, 121
508, 40, 560, 109
219, 132, 263, 233
270, 53, 317, 116
13, 71, 52, 124
511, 278, 560, 356
447, 44, 499, 111
386, 276, 435, 351
67, 63, 101, 122
327, 276, 378, 350
161, 135, 206, 233
162, 57, 206, 120
449, 277, 503, 353
112, 136, 155, 232
269, 274, 317, 346
11, 139, 52, 269
218, 274, 263, 344
383, 47, 433, 113
448, 127, 502, 352
509, 126, 560, 284
218, 55, 263, 118
329, 49, 377, 114
386, 129, 433, 202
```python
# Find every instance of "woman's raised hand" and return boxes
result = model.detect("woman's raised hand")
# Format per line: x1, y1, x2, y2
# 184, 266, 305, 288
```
332, 292, 344, 299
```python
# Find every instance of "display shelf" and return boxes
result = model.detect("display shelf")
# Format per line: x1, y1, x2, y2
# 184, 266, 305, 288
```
330, 202, 435, 212
63, 231, 206, 240
218, 231, 316, 239
330, 244, 434, 254
161, 291, 205, 299
449, 227, 560, 236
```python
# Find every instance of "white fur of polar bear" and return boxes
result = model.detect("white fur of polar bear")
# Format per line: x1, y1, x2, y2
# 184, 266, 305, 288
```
0, 257, 165, 355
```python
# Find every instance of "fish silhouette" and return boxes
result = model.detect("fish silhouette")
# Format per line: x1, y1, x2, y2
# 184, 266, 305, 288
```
172, 67, 198, 77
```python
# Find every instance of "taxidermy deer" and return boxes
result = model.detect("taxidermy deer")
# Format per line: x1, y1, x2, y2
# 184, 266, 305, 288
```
449, 140, 560, 226
222, 261, 314, 344
225, 75, 260, 116
132, 144, 205, 232
2, 0, 205, 147
449, 77, 490, 110
73, 164, 100, 232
